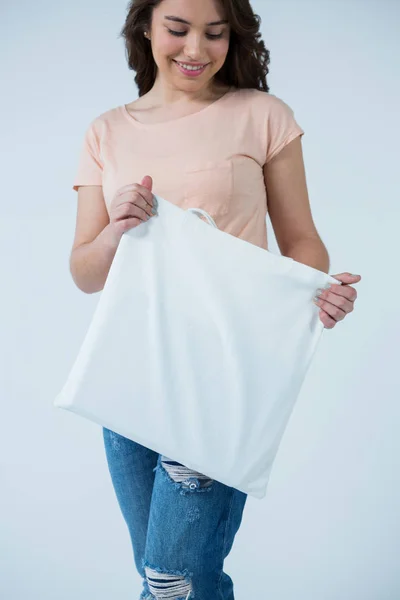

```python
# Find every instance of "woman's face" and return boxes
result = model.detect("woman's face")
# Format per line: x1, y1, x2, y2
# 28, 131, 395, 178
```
149, 0, 231, 92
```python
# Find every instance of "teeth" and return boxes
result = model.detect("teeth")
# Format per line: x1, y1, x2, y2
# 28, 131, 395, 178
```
176, 62, 205, 71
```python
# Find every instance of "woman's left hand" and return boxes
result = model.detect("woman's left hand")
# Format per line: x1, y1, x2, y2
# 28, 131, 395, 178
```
313, 273, 361, 329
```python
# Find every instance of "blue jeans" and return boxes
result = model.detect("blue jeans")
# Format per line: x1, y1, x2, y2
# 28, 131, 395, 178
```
102, 427, 248, 599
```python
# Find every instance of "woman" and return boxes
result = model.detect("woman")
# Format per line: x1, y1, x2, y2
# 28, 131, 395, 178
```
69, 0, 361, 598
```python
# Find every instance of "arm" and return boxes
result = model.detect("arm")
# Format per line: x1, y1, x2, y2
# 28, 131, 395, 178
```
69, 185, 120, 294
263, 136, 330, 274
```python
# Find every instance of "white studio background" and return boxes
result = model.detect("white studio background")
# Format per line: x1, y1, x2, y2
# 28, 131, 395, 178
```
1, 0, 399, 598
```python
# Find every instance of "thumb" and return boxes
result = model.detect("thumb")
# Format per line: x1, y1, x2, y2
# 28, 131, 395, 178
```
141, 175, 153, 191
330, 272, 362, 284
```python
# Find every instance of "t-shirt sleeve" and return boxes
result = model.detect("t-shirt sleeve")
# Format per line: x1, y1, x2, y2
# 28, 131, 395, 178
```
265, 95, 304, 164
72, 120, 103, 191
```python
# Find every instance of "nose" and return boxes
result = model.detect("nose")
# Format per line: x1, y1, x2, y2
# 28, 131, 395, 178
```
183, 32, 207, 61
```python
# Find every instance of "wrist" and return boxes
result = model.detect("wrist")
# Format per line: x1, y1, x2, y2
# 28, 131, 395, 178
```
99, 222, 122, 252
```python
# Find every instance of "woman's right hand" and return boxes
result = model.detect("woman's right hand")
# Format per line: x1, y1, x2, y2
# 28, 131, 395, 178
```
107, 176, 156, 245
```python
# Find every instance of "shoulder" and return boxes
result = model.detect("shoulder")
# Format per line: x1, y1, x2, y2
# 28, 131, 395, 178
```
82, 105, 124, 140
235, 88, 296, 115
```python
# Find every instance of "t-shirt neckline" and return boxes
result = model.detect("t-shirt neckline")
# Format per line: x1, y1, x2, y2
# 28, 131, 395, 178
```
121, 86, 237, 128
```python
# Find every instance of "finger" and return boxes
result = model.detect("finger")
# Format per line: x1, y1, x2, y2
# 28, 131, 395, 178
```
319, 308, 337, 329
112, 201, 145, 222
115, 184, 154, 208
119, 202, 152, 222
132, 193, 155, 218
330, 273, 361, 284
115, 193, 154, 218
135, 185, 155, 207
132, 204, 153, 222
323, 283, 357, 302
314, 296, 347, 321
133, 189, 155, 212
324, 291, 354, 313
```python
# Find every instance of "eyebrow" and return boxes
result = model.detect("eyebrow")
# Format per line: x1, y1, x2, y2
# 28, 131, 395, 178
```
164, 16, 228, 26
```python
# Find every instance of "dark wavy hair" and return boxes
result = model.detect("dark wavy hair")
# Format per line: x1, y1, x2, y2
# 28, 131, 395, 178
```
119, 0, 270, 96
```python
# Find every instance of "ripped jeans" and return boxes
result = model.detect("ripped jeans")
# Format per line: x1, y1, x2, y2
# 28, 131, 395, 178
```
102, 428, 247, 600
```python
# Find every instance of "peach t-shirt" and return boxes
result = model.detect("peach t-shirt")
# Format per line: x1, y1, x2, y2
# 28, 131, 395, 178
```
73, 87, 304, 250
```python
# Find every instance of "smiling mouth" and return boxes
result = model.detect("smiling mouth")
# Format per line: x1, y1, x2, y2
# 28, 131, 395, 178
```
173, 60, 210, 69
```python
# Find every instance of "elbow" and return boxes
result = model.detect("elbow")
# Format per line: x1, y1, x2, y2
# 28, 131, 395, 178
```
69, 269, 92, 294
69, 258, 101, 295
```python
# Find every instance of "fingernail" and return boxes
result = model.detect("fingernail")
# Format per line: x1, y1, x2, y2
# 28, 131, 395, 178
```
151, 207, 157, 215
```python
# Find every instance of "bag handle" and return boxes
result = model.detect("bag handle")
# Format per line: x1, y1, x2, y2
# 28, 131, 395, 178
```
186, 208, 218, 229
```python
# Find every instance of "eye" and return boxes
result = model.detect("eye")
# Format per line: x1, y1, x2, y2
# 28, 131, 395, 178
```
167, 29, 186, 37
167, 29, 223, 40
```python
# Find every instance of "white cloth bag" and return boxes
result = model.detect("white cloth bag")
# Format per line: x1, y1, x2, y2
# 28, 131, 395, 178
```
54, 195, 340, 499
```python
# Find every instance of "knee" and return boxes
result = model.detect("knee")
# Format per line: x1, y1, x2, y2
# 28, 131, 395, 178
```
143, 560, 193, 599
